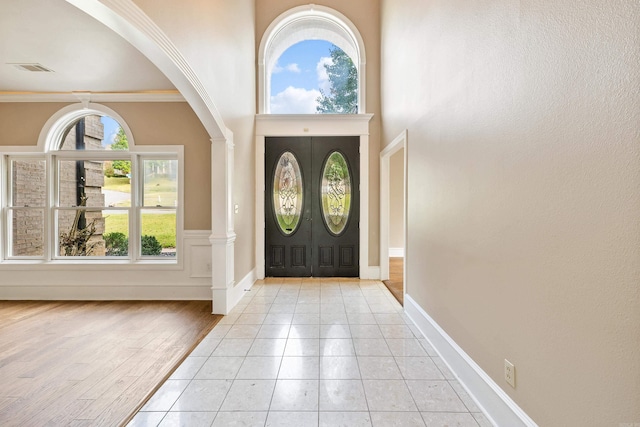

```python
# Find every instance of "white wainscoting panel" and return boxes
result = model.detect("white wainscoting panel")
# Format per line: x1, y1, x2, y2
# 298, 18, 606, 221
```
187, 232, 213, 278
0, 230, 214, 300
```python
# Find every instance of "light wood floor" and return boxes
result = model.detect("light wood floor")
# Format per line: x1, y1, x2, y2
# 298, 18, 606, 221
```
383, 257, 404, 305
0, 300, 221, 427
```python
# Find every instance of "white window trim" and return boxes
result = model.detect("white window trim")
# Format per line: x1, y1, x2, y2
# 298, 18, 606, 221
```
258, 4, 367, 114
0, 103, 184, 268
2, 154, 48, 261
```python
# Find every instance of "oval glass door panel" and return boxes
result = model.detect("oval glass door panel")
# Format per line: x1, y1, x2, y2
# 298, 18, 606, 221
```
321, 151, 352, 235
273, 151, 303, 235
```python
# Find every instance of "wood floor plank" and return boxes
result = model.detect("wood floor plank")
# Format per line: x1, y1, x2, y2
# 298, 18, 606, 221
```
383, 257, 404, 305
0, 300, 221, 427
77, 376, 140, 421
46, 399, 95, 427
0, 398, 18, 412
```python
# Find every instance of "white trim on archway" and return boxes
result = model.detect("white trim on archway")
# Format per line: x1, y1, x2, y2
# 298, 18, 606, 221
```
64, 0, 227, 140
258, 4, 367, 114
64, 0, 235, 314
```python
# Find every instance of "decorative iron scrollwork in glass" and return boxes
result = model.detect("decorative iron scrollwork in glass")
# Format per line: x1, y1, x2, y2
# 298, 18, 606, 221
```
273, 151, 303, 235
321, 151, 351, 235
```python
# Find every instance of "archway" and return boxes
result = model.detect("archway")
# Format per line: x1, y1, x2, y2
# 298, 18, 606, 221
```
64, 0, 235, 313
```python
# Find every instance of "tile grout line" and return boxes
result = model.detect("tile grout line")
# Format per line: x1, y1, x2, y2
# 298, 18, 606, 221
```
129, 279, 481, 426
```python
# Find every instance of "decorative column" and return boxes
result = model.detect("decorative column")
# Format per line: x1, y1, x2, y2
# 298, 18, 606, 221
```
210, 130, 235, 314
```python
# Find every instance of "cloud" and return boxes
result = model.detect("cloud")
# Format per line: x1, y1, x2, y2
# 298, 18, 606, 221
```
272, 63, 301, 74
285, 63, 301, 73
316, 56, 333, 93
270, 86, 321, 114
103, 131, 118, 148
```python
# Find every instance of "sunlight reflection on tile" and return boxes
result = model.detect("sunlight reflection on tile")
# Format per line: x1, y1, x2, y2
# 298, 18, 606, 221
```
132, 280, 491, 426
159, 411, 217, 427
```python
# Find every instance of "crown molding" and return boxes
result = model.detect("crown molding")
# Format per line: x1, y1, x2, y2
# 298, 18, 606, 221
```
0, 91, 185, 103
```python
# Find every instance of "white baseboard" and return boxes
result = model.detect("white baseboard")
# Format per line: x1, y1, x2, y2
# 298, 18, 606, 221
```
361, 266, 380, 280
229, 268, 257, 309
389, 247, 405, 257
404, 294, 538, 427
0, 284, 210, 300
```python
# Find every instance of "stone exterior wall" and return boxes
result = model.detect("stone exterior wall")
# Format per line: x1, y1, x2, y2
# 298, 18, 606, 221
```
12, 115, 106, 256
11, 160, 46, 256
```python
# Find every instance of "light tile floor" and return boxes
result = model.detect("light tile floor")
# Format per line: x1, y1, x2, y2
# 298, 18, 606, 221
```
128, 278, 492, 427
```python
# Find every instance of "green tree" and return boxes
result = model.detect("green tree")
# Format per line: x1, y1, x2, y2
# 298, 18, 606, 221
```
111, 127, 131, 175
316, 46, 358, 114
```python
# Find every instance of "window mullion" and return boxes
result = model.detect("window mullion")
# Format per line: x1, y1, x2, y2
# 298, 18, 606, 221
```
47, 154, 54, 261
130, 154, 140, 260
0, 155, 6, 261
2, 156, 48, 260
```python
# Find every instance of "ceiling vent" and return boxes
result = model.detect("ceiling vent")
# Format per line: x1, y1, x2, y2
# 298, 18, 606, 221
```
10, 63, 54, 72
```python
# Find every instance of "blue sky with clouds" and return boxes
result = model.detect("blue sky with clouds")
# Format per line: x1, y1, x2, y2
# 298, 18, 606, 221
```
102, 40, 336, 124
101, 116, 120, 147
270, 40, 335, 114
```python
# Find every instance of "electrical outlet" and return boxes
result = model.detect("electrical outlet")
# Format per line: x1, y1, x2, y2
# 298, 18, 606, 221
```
504, 359, 515, 388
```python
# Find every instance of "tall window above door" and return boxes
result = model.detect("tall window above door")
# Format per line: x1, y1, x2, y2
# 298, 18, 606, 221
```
270, 40, 357, 114
258, 5, 367, 114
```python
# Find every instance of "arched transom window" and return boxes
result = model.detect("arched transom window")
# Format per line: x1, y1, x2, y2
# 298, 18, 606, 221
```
259, 5, 366, 114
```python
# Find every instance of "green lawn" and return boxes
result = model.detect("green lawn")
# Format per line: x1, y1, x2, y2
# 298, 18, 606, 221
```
144, 176, 177, 207
104, 212, 176, 248
145, 176, 177, 194
103, 175, 177, 248
104, 177, 131, 192
104, 176, 177, 207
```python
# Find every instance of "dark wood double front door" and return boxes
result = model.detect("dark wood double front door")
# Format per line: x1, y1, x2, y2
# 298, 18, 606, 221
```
265, 136, 359, 277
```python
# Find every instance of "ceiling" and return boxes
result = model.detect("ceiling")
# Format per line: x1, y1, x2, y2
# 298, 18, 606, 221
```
0, 0, 176, 94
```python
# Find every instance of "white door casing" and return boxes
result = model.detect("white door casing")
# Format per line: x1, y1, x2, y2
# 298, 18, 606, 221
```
256, 114, 374, 279
380, 130, 407, 288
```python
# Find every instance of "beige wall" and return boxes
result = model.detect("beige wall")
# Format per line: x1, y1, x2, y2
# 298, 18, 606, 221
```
0, 103, 67, 146
381, 0, 640, 425
255, 0, 382, 266
0, 102, 211, 231
389, 148, 404, 250
133, 0, 257, 280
